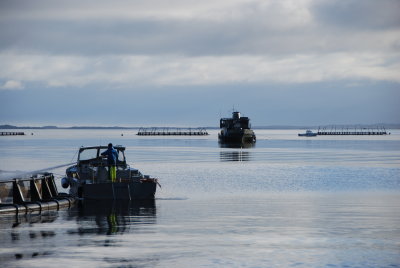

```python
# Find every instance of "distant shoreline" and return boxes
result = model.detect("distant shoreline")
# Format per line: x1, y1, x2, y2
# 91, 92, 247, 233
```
1, 124, 399, 130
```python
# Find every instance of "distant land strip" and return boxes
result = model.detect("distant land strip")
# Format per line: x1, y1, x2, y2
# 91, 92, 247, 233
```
1, 124, 399, 130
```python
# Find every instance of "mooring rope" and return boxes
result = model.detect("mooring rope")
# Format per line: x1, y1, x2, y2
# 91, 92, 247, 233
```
0, 162, 76, 181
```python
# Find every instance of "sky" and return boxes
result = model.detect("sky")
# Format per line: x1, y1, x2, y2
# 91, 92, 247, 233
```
0, 0, 399, 127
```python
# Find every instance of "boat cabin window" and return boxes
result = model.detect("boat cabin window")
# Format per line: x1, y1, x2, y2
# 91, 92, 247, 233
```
79, 148, 98, 161
220, 119, 231, 128
117, 149, 125, 162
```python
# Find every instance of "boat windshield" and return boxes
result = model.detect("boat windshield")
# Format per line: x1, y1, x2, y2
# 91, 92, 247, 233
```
79, 148, 98, 161
78, 147, 126, 163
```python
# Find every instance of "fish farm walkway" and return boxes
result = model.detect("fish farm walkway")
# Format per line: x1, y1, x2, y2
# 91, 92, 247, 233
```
0, 132, 25, 136
0, 173, 75, 215
317, 126, 388, 135
137, 127, 209, 136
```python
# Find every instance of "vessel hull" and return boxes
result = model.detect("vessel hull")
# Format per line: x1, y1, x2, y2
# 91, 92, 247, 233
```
219, 129, 256, 143
298, 133, 317, 137
82, 181, 157, 200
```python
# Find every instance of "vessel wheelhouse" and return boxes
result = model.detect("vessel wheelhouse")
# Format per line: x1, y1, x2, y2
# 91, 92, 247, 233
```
62, 145, 158, 200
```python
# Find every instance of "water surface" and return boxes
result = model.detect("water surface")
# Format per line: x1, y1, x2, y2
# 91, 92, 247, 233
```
0, 129, 399, 267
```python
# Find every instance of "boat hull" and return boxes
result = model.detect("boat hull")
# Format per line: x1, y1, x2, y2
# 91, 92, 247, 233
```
82, 181, 157, 200
298, 133, 317, 137
219, 129, 256, 143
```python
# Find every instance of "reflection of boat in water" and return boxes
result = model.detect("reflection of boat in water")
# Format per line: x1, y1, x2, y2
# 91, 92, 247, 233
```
220, 151, 251, 162
73, 199, 156, 235
218, 111, 256, 144
219, 141, 255, 149
298, 130, 317, 137
79, 199, 156, 217
62, 146, 159, 200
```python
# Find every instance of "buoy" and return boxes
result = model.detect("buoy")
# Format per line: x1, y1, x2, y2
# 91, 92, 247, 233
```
61, 177, 69, 188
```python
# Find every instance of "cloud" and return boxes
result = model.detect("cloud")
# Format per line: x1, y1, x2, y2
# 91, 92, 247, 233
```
0, 0, 399, 89
0, 80, 23, 90
312, 0, 400, 30
1, 0, 399, 56
0, 52, 399, 89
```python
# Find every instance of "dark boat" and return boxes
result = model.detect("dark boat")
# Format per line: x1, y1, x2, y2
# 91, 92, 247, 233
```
218, 111, 256, 143
62, 145, 159, 200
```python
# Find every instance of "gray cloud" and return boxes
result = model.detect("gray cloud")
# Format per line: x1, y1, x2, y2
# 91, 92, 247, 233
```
0, 0, 398, 92
1, 0, 399, 57
312, 0, 400, 30
0, 0, 399, 125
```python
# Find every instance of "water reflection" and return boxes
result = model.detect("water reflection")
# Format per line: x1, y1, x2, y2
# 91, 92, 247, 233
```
219, 141, 255, 149
0, 211, 58, 230
0, 211, 59, 262
70, 199, 156, 235
0, 200, 158, 266
220, 151, 252, 162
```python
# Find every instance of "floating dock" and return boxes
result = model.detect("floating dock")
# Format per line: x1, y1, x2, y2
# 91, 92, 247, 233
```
0, 131, 25, 136
137, 127, 209, 136
317, 126, 388, 135
0, 173, 75, 215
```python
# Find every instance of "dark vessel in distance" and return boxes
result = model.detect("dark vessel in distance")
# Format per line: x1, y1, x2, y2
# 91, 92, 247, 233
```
219, 111, 256, 143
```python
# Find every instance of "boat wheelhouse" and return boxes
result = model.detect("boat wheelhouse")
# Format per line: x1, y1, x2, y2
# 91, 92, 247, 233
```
62, 145, 158, 200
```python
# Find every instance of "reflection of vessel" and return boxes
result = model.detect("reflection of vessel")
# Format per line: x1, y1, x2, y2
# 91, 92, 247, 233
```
220, 151, 251, 162
74, 199, 156, 235
219, 111, 256, 143
298, 130, 317, 137
62, 146, 159, 200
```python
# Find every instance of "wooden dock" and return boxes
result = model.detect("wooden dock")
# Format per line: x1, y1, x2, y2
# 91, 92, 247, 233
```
0, 131, 25, 136
137, 127, 209, 136
317, 126, 388, 135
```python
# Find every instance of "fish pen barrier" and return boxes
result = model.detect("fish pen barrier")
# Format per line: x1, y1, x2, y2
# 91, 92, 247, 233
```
317, 126, 388, 135
137, 127, 209, 136
0, 132, 25, 136
0, 173, 75, 215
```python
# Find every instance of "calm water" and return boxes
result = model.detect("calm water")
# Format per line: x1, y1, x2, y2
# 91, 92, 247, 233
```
0, 129, 399, 267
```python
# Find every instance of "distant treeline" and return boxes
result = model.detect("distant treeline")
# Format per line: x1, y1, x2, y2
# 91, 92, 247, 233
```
2, 124, 400, 130
0, 125, 135, 130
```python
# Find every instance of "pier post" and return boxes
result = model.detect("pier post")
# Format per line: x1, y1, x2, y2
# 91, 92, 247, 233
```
41, 177, 54, 200
12, 180, 26, 204
30, 179, 43, 201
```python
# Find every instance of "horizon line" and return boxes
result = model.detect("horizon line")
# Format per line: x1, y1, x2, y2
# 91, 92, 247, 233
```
1, 123, 400, 130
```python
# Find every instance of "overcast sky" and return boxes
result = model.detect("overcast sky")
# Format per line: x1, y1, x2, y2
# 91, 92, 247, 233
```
0, 0, 399, 127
